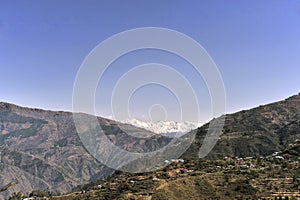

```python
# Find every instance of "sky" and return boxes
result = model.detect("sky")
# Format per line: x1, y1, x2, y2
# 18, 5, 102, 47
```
0, 0, 300, 123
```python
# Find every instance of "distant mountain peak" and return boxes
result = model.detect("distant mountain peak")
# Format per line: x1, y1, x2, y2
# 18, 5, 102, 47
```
121, 118, 202, 135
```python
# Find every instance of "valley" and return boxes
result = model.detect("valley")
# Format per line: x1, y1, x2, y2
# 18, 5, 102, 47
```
1, 94, 300, 199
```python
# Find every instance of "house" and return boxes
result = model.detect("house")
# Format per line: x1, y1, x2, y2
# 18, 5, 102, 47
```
275, 156, 284, 160
272, 152, 279, 156
282, 153, 290, 158
240, 164, 249, 169
289, 143, 295, 147
224, 156, 232, 161
177, 168, 193, 173
180, 168, 188, 173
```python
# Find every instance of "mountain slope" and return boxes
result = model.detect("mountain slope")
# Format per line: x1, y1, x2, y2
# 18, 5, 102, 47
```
52, 140, 300, 199
1, 93, 299, 198
48, 94, 300, 200
183, 94, 300, 159
0, 102, 168, 199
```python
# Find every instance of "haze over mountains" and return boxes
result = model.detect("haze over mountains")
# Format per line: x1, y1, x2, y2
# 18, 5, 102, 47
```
0, 93, 299, 198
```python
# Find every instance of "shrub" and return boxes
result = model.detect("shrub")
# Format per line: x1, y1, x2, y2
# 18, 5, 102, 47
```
29, 190, 46, 197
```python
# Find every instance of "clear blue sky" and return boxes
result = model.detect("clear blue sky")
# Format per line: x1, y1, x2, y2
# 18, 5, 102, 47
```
0, 0, 299, 122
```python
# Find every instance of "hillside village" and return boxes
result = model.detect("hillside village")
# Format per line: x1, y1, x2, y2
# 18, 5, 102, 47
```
6, 139, 299, 200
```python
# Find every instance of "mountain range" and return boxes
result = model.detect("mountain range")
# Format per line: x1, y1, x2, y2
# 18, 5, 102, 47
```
121, 118, 201, 137
0, 93, 299, 198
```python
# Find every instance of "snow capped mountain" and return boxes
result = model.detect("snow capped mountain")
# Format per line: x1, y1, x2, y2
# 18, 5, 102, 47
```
121, 118, 202, 137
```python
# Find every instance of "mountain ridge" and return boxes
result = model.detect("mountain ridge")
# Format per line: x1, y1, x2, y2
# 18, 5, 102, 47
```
0, 102, 169, 199
0, 93, 300, 198
121, 118, 201, 137
183, 93, 300, 159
